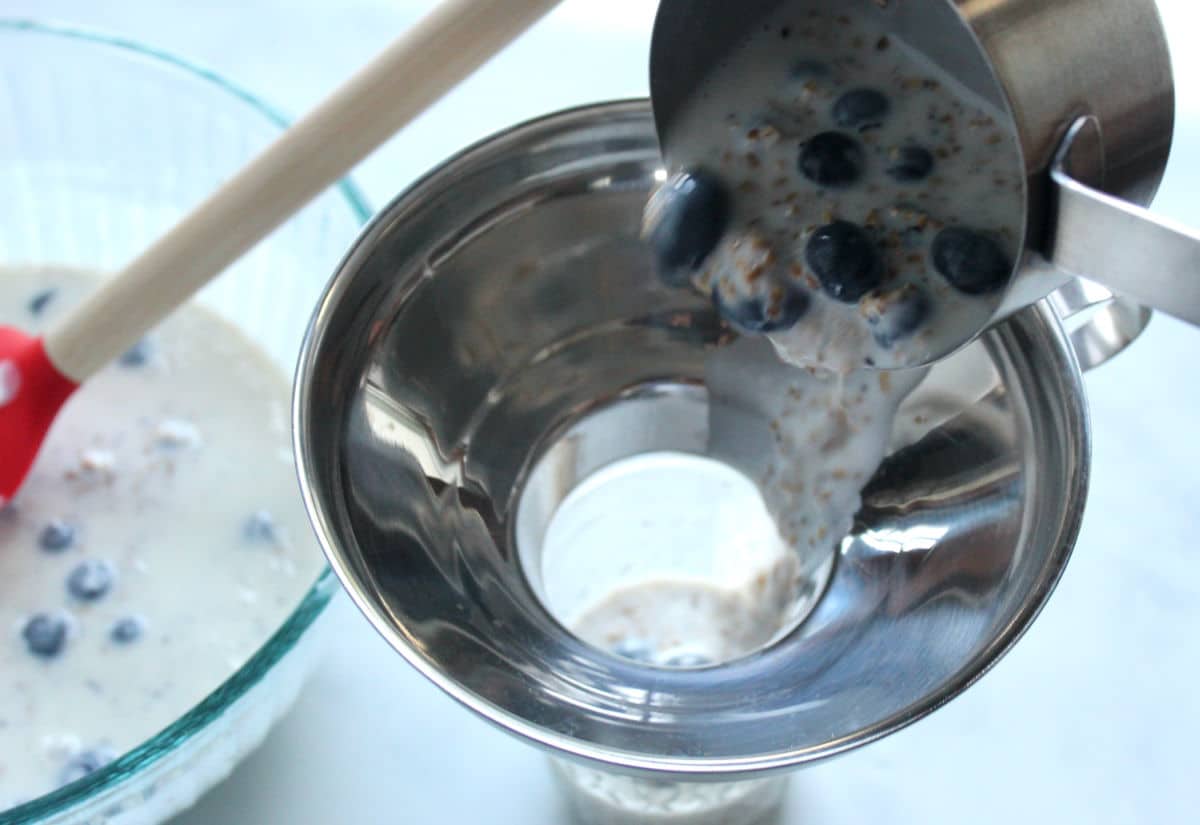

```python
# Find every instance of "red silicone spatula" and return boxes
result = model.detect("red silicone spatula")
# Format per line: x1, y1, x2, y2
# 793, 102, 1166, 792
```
0, 0, 562, 503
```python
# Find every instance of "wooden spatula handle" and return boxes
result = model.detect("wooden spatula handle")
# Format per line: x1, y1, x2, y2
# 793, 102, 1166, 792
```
46, 0, 563, 381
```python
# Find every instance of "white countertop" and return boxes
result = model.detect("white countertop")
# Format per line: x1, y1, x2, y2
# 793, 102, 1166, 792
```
7, 1, 1200, 822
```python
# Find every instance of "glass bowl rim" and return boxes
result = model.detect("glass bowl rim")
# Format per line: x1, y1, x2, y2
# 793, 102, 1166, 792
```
0, 17, 372, 822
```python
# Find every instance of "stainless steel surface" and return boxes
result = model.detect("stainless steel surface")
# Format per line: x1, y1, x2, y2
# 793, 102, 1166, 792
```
649, 0, 1177, 362
1051, 117, 1200, 327
294, 100, 1091, 780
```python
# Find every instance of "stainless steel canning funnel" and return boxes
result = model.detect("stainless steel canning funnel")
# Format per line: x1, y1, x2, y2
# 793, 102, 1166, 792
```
651, 0, 1180, 368
293, 100, 1094, 779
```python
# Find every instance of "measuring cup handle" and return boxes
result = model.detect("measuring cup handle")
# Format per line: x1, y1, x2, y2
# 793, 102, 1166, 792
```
1046, 116, 1199, 368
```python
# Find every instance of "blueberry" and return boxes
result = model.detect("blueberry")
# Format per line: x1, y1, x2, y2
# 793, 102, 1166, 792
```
67, 559, 115, 602
799, 132, 866, 188
863, 284, 931, 347
38, 520, 76, 553
643, 170, 731, 286
28, 289, 56, 316
931, 227, 1013, 295
887, 145, 935, 183
110, 616, 145, 645
805, 221, 885, 302
118, 338, 152, 367
833, 89, 890, 131
22, 613, 69, 659
713, 283, 810, 334
59, 747, 116, 786
611, 638, 655, 663
664, 651, 713, 668
243, 511, 276, 542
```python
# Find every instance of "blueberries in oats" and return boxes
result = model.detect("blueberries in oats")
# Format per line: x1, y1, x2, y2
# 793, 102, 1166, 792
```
832, 88, 890, 131
805, 221, 884, 302
713, 282, 810, 334
799, 132, 865, 188
1, 264, 328, 805
654, 2, 1026, 369
66, 559, 115, 602
932, 226, 1013, 295
643, 170, 732, 286
38, 519, 76, 553
22, 613, 69, 659
862, 284, 931, 347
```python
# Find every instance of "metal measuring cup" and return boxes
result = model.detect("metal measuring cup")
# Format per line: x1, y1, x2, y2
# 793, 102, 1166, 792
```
650, 0, 1181, 368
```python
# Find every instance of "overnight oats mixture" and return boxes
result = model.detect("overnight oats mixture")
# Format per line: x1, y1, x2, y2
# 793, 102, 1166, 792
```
580, 4, 1015, 672
644, 3, 1025, 372
0, 266, 323, 809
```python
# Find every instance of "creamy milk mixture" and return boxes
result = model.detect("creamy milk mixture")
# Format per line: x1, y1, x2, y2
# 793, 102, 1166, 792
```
0, 267, 323, 808
645, 3, 1025, 372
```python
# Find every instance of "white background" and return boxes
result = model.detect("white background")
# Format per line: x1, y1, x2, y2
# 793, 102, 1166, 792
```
3, 1, 1199, 822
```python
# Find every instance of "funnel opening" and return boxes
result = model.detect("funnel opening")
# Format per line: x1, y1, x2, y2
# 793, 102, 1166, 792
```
515, 383, 835, 671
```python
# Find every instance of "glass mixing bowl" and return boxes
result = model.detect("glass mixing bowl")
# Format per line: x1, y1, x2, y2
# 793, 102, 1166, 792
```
0, 19, 371, 824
